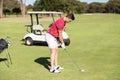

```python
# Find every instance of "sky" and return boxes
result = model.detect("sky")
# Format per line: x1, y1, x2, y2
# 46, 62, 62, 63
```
80, 0, 109, 3
25, 0, 109, 5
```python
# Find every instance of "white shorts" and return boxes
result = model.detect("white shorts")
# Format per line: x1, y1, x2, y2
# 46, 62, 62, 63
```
45, 33, 59, 49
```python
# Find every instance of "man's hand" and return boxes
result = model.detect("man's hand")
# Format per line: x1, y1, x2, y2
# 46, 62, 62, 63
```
61, 43, 66, 49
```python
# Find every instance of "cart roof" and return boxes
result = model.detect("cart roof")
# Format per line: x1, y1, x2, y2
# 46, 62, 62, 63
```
27, 11, 63, 15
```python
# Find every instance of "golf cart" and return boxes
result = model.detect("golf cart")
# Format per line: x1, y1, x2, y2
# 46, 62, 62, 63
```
22, 11, 70, 46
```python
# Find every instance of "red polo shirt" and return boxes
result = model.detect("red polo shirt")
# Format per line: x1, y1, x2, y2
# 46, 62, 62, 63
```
48, 18, 66, 38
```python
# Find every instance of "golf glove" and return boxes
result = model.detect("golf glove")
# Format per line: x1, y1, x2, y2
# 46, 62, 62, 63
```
61, 43, 66, 49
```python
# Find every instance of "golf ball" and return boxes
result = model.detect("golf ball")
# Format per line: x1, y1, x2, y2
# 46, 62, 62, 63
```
81, 69, 85, 72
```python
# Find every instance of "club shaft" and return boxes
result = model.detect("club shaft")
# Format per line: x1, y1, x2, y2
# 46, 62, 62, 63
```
6, 49, 12, 64
64, 49, 82, 71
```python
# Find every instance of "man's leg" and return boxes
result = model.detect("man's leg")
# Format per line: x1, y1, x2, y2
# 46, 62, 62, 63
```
49, 47, 60, 73
50, 48, 56, 69
54, 48, 58, 66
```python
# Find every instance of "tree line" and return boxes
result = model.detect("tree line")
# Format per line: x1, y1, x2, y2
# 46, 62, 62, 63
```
0, 0, 120, 18
32, 0, 120, 14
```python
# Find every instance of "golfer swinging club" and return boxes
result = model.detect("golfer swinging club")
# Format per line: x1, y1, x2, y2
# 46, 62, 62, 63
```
45, 14, 75, 73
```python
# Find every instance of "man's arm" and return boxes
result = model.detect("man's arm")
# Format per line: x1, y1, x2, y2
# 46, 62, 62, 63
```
58, 30, 65, 49
58, 30, 64, 44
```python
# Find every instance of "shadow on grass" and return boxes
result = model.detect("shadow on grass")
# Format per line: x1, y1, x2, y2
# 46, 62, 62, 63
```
0, 58, 12, 67
0, 58, 7, 62
34, 57, 50, 71
20, 40, 48, 47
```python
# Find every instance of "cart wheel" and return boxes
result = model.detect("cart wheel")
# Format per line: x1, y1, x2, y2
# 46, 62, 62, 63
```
25, 37, 33, 46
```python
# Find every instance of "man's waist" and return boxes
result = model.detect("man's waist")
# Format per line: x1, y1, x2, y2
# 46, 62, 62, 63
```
47, 32, 58, 38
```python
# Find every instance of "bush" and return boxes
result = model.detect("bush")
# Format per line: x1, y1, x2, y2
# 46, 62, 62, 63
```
12, 7, 21, 16
3, 7, 11, 16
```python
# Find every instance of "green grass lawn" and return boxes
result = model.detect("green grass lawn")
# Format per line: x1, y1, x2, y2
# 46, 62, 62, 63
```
0, 14, 120, 80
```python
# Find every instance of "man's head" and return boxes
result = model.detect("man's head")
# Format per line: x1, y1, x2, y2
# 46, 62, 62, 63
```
65, 14, 75, 23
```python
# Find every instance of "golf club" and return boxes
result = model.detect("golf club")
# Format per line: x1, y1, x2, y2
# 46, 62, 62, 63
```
6, 36, 12, 66
64, 49, 85, 72
6, 48, 12, 65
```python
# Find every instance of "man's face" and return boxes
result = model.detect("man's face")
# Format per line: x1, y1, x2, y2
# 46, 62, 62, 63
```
66, 18, 72, 23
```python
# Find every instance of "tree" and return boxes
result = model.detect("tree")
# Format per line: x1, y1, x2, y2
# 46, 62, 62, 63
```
62, 0, 78, 13
0, 0, 3, 18
3, 0, 20, 16
33, 0, 79, 13
87, 2, 106, 13
26, 4, 33, 11
106, 0, 120, 13
33, 0, 63, 11
20, 0, 26, 16
12, 7, 21, 16
76, 2, 88, 13
3, 7, 11, 17
3, 0, 19, 9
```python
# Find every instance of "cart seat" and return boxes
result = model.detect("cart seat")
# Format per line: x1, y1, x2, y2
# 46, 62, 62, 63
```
33, 25, 44, 31
32, 25, 44, 35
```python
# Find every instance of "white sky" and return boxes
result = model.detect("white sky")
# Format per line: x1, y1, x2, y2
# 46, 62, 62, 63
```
25, 0, 35, 5
80, 0, 109, 3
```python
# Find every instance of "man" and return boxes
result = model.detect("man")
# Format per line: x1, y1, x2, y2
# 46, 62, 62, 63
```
45, 14, 75, 73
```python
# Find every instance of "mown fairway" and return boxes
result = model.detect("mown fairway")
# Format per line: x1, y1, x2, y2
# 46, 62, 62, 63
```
0, 14, 120, 80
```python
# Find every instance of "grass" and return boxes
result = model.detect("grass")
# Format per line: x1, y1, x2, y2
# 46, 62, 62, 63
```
0, 14, 120, 80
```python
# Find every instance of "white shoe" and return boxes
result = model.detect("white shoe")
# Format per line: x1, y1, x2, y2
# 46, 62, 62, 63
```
50, 68, 60, 73
55, 65, 64, 70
